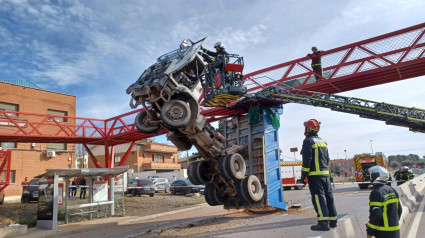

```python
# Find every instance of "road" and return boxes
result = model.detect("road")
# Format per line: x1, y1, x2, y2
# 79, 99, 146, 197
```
61, 183, 371, 238
18, 182, 422, 238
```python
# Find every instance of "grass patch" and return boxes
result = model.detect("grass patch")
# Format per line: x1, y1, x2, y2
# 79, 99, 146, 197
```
175, 204, 182, 208
19, 218, 37, 228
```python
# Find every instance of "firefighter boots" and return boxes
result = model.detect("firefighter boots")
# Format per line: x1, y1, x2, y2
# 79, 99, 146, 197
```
329, 221, 337, 228
310, 222, 330, 231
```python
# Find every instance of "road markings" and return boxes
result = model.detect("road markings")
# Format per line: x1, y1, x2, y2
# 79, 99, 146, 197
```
405, 194, 425, 238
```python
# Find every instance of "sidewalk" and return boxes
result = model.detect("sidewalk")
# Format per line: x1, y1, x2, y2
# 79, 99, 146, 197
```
15, 203, 213, 238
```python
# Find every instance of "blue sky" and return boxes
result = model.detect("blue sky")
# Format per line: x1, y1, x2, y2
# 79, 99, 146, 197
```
1, 0, 425, 160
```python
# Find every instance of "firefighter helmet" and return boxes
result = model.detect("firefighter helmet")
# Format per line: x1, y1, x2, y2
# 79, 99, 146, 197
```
312, 46, 318, 51
304, 119, 321, 134
369, 165, 389, 185
214, 41, 224, 49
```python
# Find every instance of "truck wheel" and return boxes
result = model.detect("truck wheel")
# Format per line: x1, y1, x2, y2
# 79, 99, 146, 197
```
161, 100, 191, 129
135, 110, 161, 134
283, 186, 292, 191
294, 180, 304, 190
236, 178, 249, 202
358, 184, 368, 189
243, 175, 264, 202
220, 153, 246, 180
204, 183, 223, 206
194, 160, 211, 184
219, 156, 230, 179
187, 162, 201, 185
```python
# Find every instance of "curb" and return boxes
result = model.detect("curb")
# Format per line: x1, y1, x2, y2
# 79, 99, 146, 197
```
20, 202, 209, 238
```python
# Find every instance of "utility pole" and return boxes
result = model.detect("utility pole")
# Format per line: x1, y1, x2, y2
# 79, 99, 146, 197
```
370, 140, 374, 154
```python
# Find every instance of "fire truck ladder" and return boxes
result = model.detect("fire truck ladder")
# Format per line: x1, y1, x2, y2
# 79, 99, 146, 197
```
238, 85, 425, 133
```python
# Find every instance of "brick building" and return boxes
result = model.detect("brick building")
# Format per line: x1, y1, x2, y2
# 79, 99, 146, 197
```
0, 81, 76, 199
88, 139, 180, 172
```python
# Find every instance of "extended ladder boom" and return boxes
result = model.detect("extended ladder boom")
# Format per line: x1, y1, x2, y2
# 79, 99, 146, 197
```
235, 86, 425, 133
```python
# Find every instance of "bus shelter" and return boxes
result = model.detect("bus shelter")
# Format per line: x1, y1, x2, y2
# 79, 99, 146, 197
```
35, 166, 129, 229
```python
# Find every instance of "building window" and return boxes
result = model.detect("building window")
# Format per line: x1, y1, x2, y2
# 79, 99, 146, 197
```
143, 153, 145, 158
47, 109, 67, 122
10, 170, 16, 184
154, 154, 164, 163
0, 102, 19, 117
0, 142, 17, 149
114, 155, 121, 163
171, 156, 175, 162
47, 143, 66, 150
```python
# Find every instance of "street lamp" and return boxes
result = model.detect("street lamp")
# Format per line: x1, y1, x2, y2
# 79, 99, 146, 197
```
370, 140, 374, 154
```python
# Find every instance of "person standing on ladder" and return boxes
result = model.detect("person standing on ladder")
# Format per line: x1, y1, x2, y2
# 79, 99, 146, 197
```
307, 46, 324, 82
300, 119, 337, 231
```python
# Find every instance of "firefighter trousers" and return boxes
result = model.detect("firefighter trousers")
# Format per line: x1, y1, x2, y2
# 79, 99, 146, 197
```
312, 65, 323, 81
308, 175, 337, 224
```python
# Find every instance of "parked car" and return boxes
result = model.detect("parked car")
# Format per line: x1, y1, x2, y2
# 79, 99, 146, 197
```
170, 179, 205, 195
130, 179, 155, 197
149, 178, 170, 193
21, 178, 39, 203
126, 178, 138, 195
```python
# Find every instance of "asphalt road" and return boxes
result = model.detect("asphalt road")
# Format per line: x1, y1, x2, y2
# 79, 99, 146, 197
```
81, 183, 371, 238
18, 182, 422, 238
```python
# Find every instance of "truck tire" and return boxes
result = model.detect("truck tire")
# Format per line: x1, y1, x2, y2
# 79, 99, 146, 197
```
243, 175, 264, 202
204, 183, 223, 206
187, 162, 201, 185
218, 156, 230, 179
194, 160, 211, 185
135, 110, 161, 134
161, 100, 191, 129
358, 183, 369, 189
219, 154, 246, 180
236, 177, 249, 202
294, 180, 304, 190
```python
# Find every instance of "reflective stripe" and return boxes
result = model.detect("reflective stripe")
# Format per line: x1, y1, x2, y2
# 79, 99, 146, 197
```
310, 143, 328, 176
368, 223, 400, 231
329, 216, 337, 221
302, 167, 310, 172
315, 194, 324, 219
312, 63, 322, 66
317, 217, 329, 221
369, 198, 400, 231
309, 170, 330, 176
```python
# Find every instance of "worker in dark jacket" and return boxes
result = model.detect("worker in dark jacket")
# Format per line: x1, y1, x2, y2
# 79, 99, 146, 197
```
307, 46, 324, 82
301, 119, 337, 231
366, 165, 402, 238
199, 41, 229, 72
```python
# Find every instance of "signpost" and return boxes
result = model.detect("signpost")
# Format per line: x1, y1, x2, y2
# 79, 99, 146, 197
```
290, 147, 298, 161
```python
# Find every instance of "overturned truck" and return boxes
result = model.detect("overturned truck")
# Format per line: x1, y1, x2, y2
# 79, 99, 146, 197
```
126, 39, 284, 209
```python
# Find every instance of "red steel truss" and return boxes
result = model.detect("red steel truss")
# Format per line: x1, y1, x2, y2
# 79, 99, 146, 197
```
1, 22, 425, 168
0, 151, 11, 193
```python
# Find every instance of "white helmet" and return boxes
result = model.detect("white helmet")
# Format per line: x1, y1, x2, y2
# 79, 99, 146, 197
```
369, 165, 389, 185
214, 41, 224, 49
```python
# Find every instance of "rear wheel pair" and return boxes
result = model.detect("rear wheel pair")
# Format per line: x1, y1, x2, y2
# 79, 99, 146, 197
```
187, 161, 210, 185
236, 175, 264, 203
219, 153, 246, 180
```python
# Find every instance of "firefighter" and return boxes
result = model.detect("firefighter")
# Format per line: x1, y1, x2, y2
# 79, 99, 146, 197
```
200, 41, 229, 72
307, 46, 324, 82
366, 165, 402, 238
300, 119, 337, 231
400, 166, 414, 181
393, 167, 402, 181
